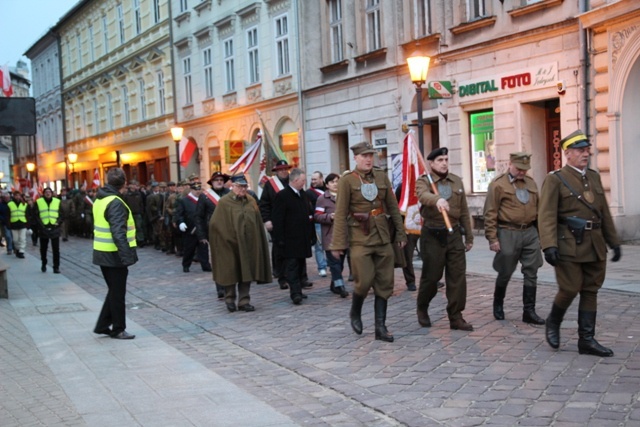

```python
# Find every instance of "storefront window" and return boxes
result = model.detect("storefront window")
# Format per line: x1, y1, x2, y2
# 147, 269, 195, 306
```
280, 131, 299, 167
470, 110, 495, 193
371, 129, 388, 173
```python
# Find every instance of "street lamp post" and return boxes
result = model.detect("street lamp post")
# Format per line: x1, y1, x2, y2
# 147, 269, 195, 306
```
26, 162, 36, 189
68, 152, 78, 189
170, 127, 184, 182
406, 52, 431, 155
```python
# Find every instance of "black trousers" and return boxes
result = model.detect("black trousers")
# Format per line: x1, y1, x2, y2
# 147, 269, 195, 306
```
283, 257, 305, 300
40, 236, 60, 268
96, 266, 129, 334
182, 233, 211, 270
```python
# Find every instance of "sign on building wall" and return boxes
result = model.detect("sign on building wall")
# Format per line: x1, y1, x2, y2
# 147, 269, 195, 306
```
428, 81, 453, 99
225, 140, 245, 164
457, 63, 557, 100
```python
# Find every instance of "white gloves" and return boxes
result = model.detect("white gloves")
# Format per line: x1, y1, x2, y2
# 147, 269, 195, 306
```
179, 222, 187, 232
27, 228, 33, 235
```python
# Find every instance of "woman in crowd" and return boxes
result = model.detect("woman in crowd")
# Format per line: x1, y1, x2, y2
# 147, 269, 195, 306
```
314, 173, 349, 298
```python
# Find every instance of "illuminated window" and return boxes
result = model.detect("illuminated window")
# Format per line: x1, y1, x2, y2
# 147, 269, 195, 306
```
469, 111, 495, 192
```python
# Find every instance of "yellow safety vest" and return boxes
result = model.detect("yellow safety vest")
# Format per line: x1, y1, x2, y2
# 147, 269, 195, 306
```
93, 195, 137, 252
8, 201, 27, 223
36, 197, 61, 225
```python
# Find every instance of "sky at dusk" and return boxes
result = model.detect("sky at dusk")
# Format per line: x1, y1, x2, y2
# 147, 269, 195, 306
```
1, 0, 81, 69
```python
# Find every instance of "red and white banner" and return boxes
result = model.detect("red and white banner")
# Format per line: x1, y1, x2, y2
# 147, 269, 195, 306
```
0, 65, 13, 97
229, 136, 262, 173
399, 131, 425, 234
92, 168, 101, 188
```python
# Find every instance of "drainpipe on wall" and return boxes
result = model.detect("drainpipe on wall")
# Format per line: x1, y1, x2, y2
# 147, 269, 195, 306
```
579, 0, 589, 134
167, 0, 180, 180
56, 31, 68, 186
293, 0, 306, 169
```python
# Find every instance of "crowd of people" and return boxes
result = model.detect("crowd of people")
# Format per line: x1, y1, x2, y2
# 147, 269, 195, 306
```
2, 129, 622, 355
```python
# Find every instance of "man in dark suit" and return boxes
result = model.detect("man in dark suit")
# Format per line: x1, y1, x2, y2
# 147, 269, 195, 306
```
539, 130, 622, 357
175, 182, 209, 273
272, 168, 316, 305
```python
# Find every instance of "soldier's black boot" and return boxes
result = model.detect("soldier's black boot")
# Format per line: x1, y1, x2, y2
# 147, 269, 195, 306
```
577, 310, 614, 357
522, 286, 545, 325
545, 303, 567, 349
350, 293, 365, 335
374, 296, 394, 342
493, 285, 506, 320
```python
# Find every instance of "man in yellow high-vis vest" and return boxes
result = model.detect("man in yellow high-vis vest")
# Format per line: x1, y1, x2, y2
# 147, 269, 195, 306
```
36, 187, 63, 273
7, 191, 28, 258
93, 168, 138, 340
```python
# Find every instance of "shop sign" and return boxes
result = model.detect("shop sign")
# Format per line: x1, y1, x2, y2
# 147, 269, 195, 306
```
427, 81, 453, 99
458, 63, 557, 99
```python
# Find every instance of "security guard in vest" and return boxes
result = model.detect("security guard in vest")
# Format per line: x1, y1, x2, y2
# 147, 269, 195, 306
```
93, 168, 138, 340
8, 191, 28, 258
36, 187, 63, 273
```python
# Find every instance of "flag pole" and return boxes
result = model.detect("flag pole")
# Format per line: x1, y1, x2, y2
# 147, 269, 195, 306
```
408, 135, 454, 234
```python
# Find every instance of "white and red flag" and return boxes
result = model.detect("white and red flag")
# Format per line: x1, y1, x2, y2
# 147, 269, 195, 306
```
228, 134, 262, 173
0, 65, 14, 97
92, 168, 101, 188
179, 136, 198, 167
398, 130, 425, 234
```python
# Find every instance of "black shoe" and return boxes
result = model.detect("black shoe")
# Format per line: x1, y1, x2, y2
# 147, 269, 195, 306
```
217, 292, 225, 299
417, 309, 431, 327
546, 304, 567, 349
238, 304, 255, 312
301, 293, 308, 299
93, 328, 112, 335
350, 294, 365, 335
330, 281, 340, 294
202, 267, 212, 272
17, 252, 25, 259
226, 302, 237, 312
437, 281, 445, 289
292, 295, 303, 305
348, 274, 354, 282
41, 265, 46, 273
493, 286, 506, 320
62, 238, 68, 242
338, 286, 349, 298
450, 318, 474, 331
53, 268, 60, 274
302, 281, 313, 288
406, 283, 417, 292
279, 280, 288, 290
183, 266, 190, 273
111, 331, 135, 340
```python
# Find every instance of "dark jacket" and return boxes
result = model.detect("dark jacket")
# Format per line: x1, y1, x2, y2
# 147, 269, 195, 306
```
174, 192, 199, 235
196, 187, 230, 240
92, 185, 138, 267
313, 190, 338, 250
259, 175, 288, 223
272, 186, 316, 259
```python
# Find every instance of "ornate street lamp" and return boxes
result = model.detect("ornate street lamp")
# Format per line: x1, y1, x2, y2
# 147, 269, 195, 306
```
170, 127, 184, 182
406, 51, 431, 154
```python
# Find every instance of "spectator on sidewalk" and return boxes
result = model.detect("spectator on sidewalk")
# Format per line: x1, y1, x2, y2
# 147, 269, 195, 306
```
209, 174, 271, 312
25, 195, 39, 246
93, 167, 138, 340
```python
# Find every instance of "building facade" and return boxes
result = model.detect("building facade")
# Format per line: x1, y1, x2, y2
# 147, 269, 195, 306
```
55, 0, 174, 186
170, 0, 302, 187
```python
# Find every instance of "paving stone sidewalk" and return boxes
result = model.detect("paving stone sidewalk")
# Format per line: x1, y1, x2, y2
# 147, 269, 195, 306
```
2, 237, 639, 426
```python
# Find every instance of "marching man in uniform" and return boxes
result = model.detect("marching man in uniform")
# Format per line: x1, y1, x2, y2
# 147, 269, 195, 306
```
538, 130, 621, 357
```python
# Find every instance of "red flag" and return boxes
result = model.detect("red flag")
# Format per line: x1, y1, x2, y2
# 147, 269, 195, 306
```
0, 65, 13, 97
399, 131, 425, 235
92, 168, 100, 188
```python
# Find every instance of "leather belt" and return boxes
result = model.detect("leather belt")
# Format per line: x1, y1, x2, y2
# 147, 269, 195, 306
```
559, 217, 601, 230
370, 207, 384, 217
498, 221, 535, 230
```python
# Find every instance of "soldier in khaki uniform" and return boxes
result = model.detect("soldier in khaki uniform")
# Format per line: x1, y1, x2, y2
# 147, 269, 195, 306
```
329, 142, 407, 342
416, 147, 474, 331
483, 152, 545, 324
539, 130, 621, 357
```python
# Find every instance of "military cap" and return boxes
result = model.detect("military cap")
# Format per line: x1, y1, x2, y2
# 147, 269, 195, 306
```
207, 171, 231, 185
158, 181, 167, 187
560, 130, 591, 150
167, 181, 176, 186
272, 159, 292, 171
190, 182, 202, 190
230, 174, 249, 186
150, 181, 159, 187
188, 173, 200, 181
178, 180, 188, 186
510, 152, 532, 170
350, 142, 377, 155
427, 147, 448, 161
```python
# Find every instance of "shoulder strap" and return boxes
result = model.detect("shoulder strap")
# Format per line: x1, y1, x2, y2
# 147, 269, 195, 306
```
553, 171, 601, 219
